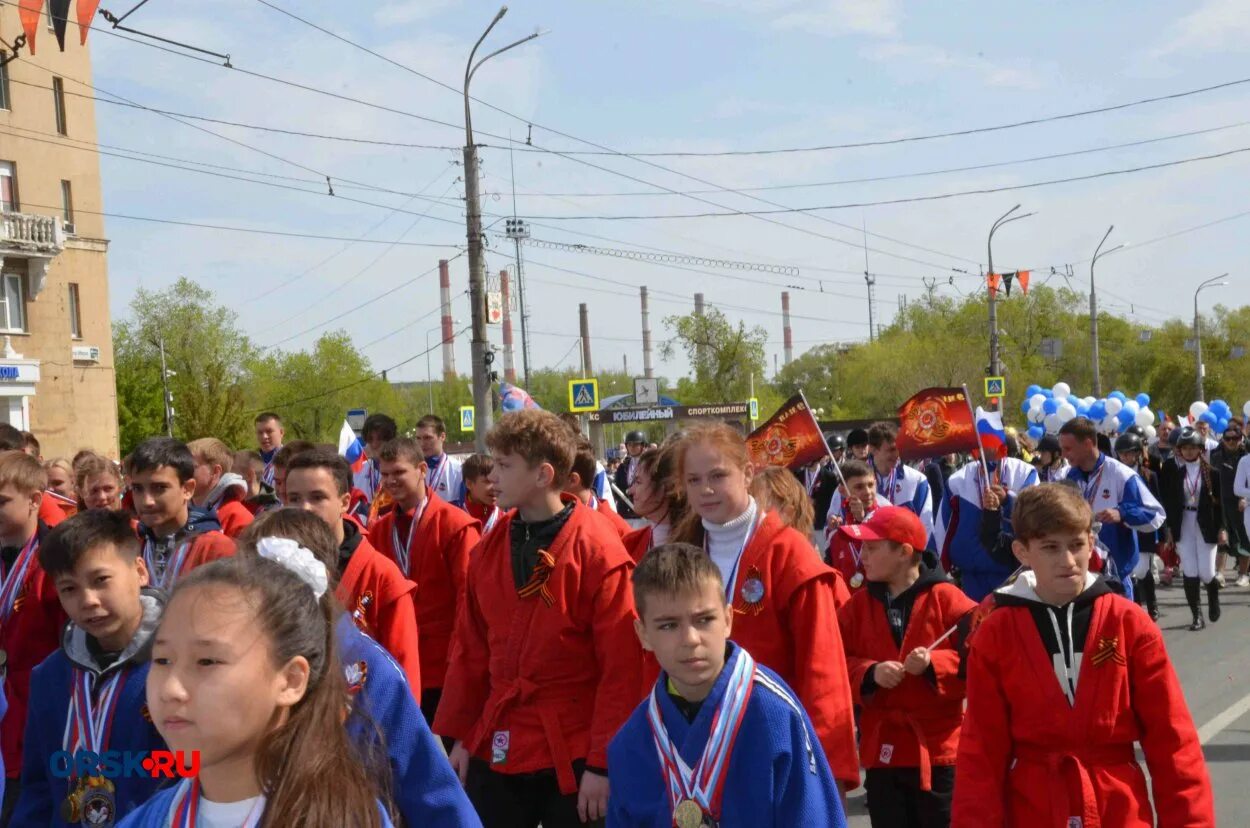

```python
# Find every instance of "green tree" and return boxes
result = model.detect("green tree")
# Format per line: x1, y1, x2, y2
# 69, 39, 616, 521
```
661, 308, 767, 404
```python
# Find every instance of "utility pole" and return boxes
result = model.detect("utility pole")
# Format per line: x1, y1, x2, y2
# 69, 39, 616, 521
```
1088, 225, 1123, 398
781, 291, 793, 365
507, 137, 533, 387
1194, 274, 1230, 401
986, 204, 1035, 411
580, 303, 604, 457
463, 7, 541, 450
863, 218, 876, 342
157, 329, 174, 437
640, 286, 654, 378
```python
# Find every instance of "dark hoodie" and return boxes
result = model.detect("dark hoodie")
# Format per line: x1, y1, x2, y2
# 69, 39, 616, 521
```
992, 571, 1118, 706
137, 505, 222, 585
338, 518, 365, 577
860, 556, 947, 694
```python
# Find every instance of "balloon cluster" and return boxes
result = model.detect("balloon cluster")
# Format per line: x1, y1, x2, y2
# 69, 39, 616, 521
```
1020, 382, 1157, 442
1186, 399, 1237, 434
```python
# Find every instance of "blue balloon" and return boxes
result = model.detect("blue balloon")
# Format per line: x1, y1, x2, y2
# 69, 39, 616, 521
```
1089, 402, 1106, 420
1021, 398, 1033, 414
1042, 389, 1054, 397
1109, 390, 1127, 401
1026, 384, 1042, 398
1135, 393, 1151, 407
1199, 411, 1218, 425
1117, 408, 1135, 426
1043, 398, 1060, 415
1027, 425, 1045, 441
1211, 399, 1231, 416
1076, 404, 1090, 417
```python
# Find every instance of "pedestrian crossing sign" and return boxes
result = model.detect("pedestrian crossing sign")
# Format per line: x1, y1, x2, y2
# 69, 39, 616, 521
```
569, 379, 599, 413
985, 376, 1005, 397
749, 398, 759, 421
460, 406, 475, 433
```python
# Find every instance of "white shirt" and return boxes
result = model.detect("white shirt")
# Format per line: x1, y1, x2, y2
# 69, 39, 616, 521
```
702, 498, 759, 590
199, 795, 265, 828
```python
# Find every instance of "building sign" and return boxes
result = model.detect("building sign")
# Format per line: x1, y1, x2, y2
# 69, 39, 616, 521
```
0, 363, 39, 383
588, 402, 750, 425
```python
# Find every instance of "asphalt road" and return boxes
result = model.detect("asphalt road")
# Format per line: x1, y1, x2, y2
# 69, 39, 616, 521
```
843, 565, 1250, 826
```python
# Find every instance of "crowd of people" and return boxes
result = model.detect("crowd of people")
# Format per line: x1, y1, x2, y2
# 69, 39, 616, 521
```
0, 403, 1234, 827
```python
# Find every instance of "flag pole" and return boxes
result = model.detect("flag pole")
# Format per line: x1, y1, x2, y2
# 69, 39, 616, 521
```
962, 384, 991, 488
803, 389, 848, 491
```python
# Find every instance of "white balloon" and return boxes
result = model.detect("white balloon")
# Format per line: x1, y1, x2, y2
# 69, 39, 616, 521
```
1058, 402, 1077, 422
1245, 400, 1250, 419
1104, 397, 1123, 415
1044, 413, 1063, 433
1029, 393, 1046, 409
1101, 414, 1120, 434
1052, 382, 1071, 400
1123, 400, 1139, 416
1027, 406, 1044, 424
1190, 401, 1208, 419
1084, 396, 1097, 407
1135, 407, 1154, 428
1145, 425, 1157, 442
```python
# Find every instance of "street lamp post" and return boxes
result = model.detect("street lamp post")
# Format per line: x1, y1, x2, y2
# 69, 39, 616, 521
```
1194, 274, 1229, 401
1089, 226, 1125, 398
425, 324, 445, 416
463, 7, 543, 452
986, 204, 1034, 410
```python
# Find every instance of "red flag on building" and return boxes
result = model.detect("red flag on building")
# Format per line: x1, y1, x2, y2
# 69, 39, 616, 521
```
895, 386, 981, 462
78, 0, 102, 45
746, 393, 828, 471
19, 0, 42, 54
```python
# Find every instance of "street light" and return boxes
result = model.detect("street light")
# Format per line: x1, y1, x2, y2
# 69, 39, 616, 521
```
1089, 225, 1126, 397
463, 8, 545, 451
1194, 274, 1229, 401
426, 321, 460, 415
986, 204, 1034, 410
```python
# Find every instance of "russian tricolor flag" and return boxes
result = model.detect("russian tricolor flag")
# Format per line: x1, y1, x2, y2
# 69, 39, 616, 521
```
499, 382, 542, 412
975, 407, 1009, 459
338, 420, 367, 474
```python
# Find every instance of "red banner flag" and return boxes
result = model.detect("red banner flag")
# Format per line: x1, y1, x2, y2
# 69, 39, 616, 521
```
986, 272, 1002, 297
19, 0, 42, 54
78, 0, 102, 45
746, 393, 828, 471
895, 386, 981, 462
1017, 269, 1031, 295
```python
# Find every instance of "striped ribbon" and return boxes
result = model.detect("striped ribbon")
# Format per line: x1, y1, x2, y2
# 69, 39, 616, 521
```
0, 534, 38, 625
390, 497, 429, 577
517, 549, 557, 607
63, 670, 124, 760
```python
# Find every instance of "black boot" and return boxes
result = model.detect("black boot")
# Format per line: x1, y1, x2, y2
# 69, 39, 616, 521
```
1140, 573, 1159, 621
1207, 579, 1222, 623
1184, 577, 1205, 630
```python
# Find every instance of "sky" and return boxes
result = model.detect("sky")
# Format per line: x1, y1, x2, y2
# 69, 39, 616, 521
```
66, 0, 1250, 389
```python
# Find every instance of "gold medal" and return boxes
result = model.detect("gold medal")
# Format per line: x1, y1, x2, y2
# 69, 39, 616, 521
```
850, 572, 864, 589
60, 778, 85, 824
674, 798, 705, 828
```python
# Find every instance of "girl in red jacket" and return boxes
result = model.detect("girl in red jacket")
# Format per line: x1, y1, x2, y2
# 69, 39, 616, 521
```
953, 483, 1214, 827
670, 422, 860, 791
622, 443, 688, 564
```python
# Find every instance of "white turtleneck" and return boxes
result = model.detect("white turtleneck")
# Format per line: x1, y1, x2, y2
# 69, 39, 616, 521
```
702, 497, 758, 589
650, 520, 671, 547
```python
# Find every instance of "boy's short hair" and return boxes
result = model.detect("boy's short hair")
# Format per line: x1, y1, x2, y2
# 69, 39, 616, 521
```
254, 412, 282, 426
378, 437, 424, 467
0, 424, 25, 451
287, 448, 352, 496
39, 509, 142, 576
1058, 417, 1098, 444
487, 410, 577, 485
462, 453, 494, 483
273, 440, 316, 471
238, 508, 340, 589
839, 459, 873, 482
632, 542, 725, 618
570, 438, 597, 492
129, 437, 195, 483
416, 415, 447, 436
21, 431, 40, 455
362, 414, 398, 443
187, 438, 234, 473
1012, 483, 1094, 541
0, 450, 47, 495
867, 421, 898, 447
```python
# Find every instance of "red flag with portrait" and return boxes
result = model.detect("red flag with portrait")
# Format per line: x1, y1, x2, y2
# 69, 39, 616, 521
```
895, 386, 981, 462
746, 393, 827, 471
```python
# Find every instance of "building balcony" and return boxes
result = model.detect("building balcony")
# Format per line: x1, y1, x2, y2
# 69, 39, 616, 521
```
0, 211, 66, 297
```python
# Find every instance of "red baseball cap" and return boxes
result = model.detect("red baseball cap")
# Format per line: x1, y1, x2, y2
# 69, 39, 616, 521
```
838, 505, 926, 551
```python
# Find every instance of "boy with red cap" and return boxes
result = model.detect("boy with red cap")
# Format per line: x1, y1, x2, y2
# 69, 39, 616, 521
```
838, 505, 975, 827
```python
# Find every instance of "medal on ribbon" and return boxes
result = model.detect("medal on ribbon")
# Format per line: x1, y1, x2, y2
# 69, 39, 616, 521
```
0, 535, 38, 626
648, 648, 756, 828
390, 498, 429, 577
735, 566, 767, 616
63, 669, 124, 826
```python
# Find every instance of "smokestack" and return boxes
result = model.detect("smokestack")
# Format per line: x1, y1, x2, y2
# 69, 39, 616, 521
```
439, 259, 456, 381
640, 286, 653, 378
500, 270, 517, 383
782, 291, 793, 366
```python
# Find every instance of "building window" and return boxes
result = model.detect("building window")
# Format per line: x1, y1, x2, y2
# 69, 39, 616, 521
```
60, 180, 73, 225
0, 274, 26, 333
0, 61, 10, 111
0, 162, 16, 212
68, 283, 82, 338
52, 77, 67, 135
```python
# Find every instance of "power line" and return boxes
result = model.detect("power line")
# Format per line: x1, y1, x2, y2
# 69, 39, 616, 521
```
359, 289, 468, 350
515, 145, 1250, 220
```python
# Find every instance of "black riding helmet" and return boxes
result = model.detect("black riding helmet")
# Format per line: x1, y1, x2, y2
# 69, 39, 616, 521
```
1175, 426, 1204, 449
825, 432, 845, 451
1114, 432, 1144, 455
625, 430, 647, 445
1036, 434, 1060, 455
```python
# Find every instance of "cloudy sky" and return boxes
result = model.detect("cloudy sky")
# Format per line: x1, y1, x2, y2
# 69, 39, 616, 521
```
65, 0, 1250, 385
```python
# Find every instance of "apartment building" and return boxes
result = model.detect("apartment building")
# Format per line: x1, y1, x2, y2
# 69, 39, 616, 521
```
0, 5, 120, 458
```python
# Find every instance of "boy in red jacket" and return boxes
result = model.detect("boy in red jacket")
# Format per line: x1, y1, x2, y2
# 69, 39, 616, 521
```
187, 437, 255, 538
953, 483, 1214, 827
826, 459, 881, 592
285, 447, 423, 695
839, 506, 975, 827
435, 410, 642, 828
463, 453, 503, 534
0, 452, 66, 820
369, 437, 480, 728
565, 437, 632, 538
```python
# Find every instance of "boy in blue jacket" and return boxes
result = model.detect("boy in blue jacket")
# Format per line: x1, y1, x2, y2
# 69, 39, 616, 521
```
607, 543, 845, 828
15, 509, 167, 826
